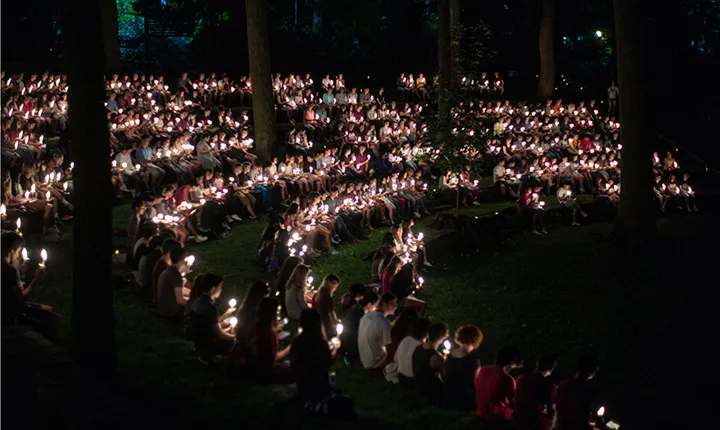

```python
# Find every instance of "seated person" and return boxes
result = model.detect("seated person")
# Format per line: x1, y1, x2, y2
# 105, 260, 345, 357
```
555, 353, 600, 430
358, 293, 397, 369
185, 273, 236, 365
395, 318, 430, 389
445, 325, 483, 411
157, 247, 190, 318
412, 322, 449, 401
514, 353, 558, 430
557, 182, 586, 226
340, 290, 379, 358
1, 232, 60, 340
236, 298, 292, 383
475, 346, 523, 422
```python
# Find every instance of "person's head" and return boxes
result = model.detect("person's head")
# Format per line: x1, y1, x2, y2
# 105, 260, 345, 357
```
378, 293, 398, 316
495, 346, 523, 369
536, 353, 559, 377
497, 159, 505, 166
563, 182, 572, 190
576, 352, 599, 380
320, 274, 340, 294
255, 297, 281, 329
241, 281, 271, 310
298, 309, 323, 339
427, 322, 449, 348
169, 247, 187, 267
198, 273, 224, 300
1, 232, 25, 265
410, 318, 431, 342
286, 264, 310, 290
273, 255, 303, 293
454, 325, 483, 352
360, 290, 380, 312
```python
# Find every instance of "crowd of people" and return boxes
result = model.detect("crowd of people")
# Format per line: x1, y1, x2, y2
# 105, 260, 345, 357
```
3, 68, 699, 429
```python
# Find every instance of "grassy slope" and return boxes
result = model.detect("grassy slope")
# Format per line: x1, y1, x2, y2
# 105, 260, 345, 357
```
34, 196, 714, 430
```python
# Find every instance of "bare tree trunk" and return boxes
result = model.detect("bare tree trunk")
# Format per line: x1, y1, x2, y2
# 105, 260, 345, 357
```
312, 0, 323, 35
98, 0, 121, 73
537, 0, 556, 100
60, 0, 116, 378
613, 0, 656, 240
246, 0, 277, 161
437, 0, 452, 124
449, 0, 461, 83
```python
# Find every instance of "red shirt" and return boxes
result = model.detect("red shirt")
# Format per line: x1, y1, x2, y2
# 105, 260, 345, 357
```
152, 258, 170, 307
518, 194, 533, 212
381, 271, 394, 294
513, 372, 555, 430
555, 378, 598, 430
475, 365, 516, 422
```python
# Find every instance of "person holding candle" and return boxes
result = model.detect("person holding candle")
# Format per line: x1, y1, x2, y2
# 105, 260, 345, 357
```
284, 264, 313, 321
312, 274, 341, 338
474, 346, 522, 423
513, 353, 558, 430
339, 289, 379, 358
411, 322, 449, 401
156, 246, 190, 318
385, 308, 420, 366
554, 353, 600, 430
235, 281, 271, 335
290, 308, 346, 412
151, 238, 183, 307
393, 317, 430, 389
1, 232, 59, 340
235, 297, 292, 383
444, 325, 484, 411
557, 182, 584, 226
185, 273, 235, 365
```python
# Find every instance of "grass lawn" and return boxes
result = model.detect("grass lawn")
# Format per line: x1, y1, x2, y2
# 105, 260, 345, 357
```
33, 194, 718, 429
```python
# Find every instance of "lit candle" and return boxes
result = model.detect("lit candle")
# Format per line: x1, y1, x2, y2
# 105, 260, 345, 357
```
185, 255, 195, 267
597, 406, 605, 417
228, 298, 237, 308
336, 323, 344, 336
39, 248, 48, 268
22, 248, 29, 261
16, 218, 22, 232
229, 317, 238, 328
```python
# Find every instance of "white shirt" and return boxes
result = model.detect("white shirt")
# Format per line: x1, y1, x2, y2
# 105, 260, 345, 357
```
557, 187, 572, 202
358, 311, 391, 369
493, 165, 506, 183
395, 336, 422, 377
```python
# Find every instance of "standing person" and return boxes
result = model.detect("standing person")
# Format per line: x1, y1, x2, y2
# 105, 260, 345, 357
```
312, 274, 341, 337
412, 322, 449, 401
445, 325, 484, 411
607, 81, 619, 116
514, 353, 559, 430
156, 247, 189, 318
555, 353, 601, 430
358, 293, 398, 369
475, 346, 523, 423
340, 290, 379, 358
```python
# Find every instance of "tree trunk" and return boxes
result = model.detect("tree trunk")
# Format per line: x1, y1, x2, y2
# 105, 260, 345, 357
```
455, 186, 461, 218
449, 0, 461, 83
437, 0, 452, 124
60, 0, 116, 378
98, 0, 121, 73
613, 0, 656, 240
312, 0, 323, 35
536, 0, 556, 100
246, 0, 277, 162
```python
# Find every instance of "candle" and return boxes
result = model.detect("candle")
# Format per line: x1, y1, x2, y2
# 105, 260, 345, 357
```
22, 248, 29, 261
16, 218, 22, 232
336, 323, 344, 336
597, 406, 605, 417
39, 248, 48, 268
228, 298, 237, 309
185, 255, 195, 266
229, 317, 238, 328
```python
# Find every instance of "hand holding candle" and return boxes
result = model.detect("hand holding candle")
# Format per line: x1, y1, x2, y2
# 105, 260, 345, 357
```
39, 248, 48, 268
